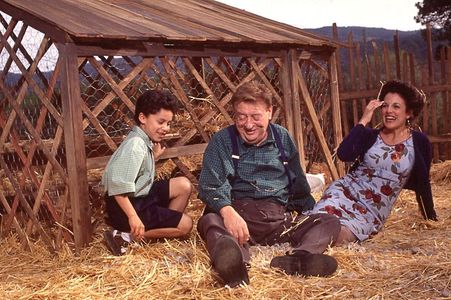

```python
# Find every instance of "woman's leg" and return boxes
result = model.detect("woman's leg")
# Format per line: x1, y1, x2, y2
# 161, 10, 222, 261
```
335, 225, 358, 245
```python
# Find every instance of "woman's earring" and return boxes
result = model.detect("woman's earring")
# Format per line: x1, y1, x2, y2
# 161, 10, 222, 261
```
406, 118, 411, 128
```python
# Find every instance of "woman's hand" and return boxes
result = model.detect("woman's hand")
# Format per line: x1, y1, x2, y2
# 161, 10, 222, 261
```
153, 142, 166, 161
359, 99, 384, 126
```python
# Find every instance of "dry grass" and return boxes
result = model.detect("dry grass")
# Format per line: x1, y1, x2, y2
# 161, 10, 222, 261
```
1, 163, 450, 299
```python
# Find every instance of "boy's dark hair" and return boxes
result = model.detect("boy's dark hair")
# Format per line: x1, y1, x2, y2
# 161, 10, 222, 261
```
133, 90, 180, 125
379, 80, 426, 119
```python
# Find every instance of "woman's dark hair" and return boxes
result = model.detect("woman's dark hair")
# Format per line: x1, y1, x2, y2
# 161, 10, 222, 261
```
133, 90, 180, 125
379, 80, 426, 119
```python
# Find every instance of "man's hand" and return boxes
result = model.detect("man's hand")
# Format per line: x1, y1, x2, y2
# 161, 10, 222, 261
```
220, 206, 250, 245
128, 214, 145, 241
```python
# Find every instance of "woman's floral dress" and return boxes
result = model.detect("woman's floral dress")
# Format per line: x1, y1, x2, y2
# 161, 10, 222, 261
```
309, 134, 415, 241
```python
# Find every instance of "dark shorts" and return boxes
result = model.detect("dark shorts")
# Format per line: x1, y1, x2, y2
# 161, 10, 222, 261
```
105, 180, 183, 232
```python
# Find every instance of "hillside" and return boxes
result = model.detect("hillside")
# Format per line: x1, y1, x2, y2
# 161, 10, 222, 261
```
305, 26, 441, 64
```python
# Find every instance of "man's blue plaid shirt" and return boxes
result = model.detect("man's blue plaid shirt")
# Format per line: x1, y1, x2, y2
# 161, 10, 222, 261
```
199, 123, 314, 212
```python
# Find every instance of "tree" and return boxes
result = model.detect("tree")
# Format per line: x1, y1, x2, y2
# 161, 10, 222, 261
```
415, 0, 451, 43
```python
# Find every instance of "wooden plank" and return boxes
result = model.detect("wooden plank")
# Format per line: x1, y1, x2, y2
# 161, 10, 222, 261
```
402, 52, 408, 82
409, 53, 416, 85
58, 43, 92, 251
383, 42, 391, 80
288, 49, 306, 169
86, 143, 208, 170
280, 52, 295, 134
329, 52, 345, 177
0, 156, 55, 252
393, 31, 401, 78
440, 47, 448, 160
340, 84, 451, 100
248, 58, 284, 108
348, 34, 358, 125
297, 72, 339, 179
356, 42, 367, 115
426, 24, 434, 84
182, 57, 233, 124
0, 0, 69, 42
421, 66, 429, 132
161, 56, 210, 143
447, 47, 451, 158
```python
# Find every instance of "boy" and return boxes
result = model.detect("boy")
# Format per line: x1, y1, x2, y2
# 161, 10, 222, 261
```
102, 90, 193, 255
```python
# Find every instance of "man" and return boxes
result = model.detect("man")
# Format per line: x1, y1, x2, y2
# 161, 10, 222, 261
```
198, 81, 340, 287
102, 90, 193, 256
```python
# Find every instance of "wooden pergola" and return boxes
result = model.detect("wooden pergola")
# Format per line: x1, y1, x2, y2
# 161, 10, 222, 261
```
0, 0, 344, 252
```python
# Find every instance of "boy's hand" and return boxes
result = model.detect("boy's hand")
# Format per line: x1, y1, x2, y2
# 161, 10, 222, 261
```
153, 142, 166, 161
129, 214, 145, 241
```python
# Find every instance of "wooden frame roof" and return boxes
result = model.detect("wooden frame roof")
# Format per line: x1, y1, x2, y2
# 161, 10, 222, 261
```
0, 0, 335, 51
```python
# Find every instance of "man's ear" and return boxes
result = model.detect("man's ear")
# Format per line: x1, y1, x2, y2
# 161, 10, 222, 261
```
268, 106, 273, 120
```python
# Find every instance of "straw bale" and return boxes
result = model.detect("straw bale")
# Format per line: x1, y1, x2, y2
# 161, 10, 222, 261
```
1, 166, 450, 299
430, 160, 451, 184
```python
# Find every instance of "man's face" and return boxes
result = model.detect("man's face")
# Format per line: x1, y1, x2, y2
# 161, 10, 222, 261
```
233, 99, 272, 146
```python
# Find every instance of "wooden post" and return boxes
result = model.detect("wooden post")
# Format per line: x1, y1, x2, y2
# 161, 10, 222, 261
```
58, 43, 92, 252
447, 47, 451, 158
348, 33, 358, 125
329, 52, 345, 177
425, 24, 439, 160
383, 42, 391, 80
287, 49, 306, 170
333, 23, 349, 136
280, 51, 295, 136
393, 31, 401, 79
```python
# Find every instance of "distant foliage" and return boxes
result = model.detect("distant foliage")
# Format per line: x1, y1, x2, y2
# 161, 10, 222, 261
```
415, 0, 451, 43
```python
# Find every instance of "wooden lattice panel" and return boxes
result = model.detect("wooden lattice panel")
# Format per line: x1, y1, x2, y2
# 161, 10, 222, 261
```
0, 15, 70, 251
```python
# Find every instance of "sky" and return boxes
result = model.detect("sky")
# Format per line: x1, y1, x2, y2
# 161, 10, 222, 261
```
217, 0, 422, 31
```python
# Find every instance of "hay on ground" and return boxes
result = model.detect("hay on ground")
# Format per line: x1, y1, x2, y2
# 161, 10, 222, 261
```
0, 164, 450, 299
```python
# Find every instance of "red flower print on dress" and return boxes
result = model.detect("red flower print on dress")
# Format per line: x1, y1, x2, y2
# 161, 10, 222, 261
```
324, 205, 342, 217
320, 193, 332, 200
339, 204, 356, 218
342, 187, 356, 201
364, 189, 373, 199
391, 152, 400, 162
352, 203, 367, 214
380, 184, 393, 196
372, 194, 381, 203
395, 143, 405, 153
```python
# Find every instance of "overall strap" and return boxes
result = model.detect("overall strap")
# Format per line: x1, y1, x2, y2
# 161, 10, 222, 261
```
270, 124, 293, 194
227, 125, 240, 173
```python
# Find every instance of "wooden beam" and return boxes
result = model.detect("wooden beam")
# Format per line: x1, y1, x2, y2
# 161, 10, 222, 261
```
329, 52, 345, 177
86, 143, 208, 170
287, 49, 306, 169
297, 72, 339, 180
58, 43, 92, 252
339, 84, 451, 100
280, 51, 295, 135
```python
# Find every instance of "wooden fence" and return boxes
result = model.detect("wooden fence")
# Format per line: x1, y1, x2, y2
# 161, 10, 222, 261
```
332, 24, 451, 161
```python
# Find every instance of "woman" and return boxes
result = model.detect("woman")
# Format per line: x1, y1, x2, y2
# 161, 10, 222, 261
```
310, 80, 437, 244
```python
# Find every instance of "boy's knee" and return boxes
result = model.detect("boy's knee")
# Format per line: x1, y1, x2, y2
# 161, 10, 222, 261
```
175, 176, 193, 195
178, 214, 193, 235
